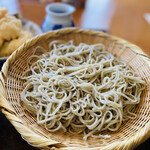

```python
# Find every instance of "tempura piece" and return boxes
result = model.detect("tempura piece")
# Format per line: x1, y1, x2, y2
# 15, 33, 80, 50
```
0, 8, 33, 57
0, 31, 32, 57
0, 8, 7, 18
0, 14, 22, 47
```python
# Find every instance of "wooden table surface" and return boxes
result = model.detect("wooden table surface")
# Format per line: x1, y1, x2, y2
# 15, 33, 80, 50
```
0, 0, 150, 149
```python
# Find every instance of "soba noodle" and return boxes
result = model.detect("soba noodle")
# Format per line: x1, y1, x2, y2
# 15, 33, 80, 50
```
21, 40, 145, 140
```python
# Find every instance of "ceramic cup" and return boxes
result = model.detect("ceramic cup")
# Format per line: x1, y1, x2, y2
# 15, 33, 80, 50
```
42, 3, 75, 32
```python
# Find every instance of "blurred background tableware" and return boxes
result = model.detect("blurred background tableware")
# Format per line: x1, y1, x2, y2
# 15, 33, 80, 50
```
22, 19, 42, 36
41, 2, 75, 32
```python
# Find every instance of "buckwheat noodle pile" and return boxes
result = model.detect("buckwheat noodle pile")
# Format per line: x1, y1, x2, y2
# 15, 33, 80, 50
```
21, 40, 145, 140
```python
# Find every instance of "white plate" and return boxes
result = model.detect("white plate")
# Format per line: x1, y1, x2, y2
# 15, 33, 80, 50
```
22, 19, 42, 36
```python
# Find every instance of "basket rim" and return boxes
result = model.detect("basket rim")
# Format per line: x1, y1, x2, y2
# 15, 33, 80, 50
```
0, 27, 150, 150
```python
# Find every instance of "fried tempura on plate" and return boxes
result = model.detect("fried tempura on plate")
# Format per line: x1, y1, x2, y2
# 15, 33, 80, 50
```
0, 8, 33, 57
0, 31, 32, 57
0, 8, 22, 48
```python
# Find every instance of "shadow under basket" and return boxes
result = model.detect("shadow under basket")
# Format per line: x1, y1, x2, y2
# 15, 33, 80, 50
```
0, 28, 150, 150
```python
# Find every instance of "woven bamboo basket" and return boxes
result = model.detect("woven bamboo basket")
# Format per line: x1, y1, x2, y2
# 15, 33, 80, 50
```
0, 28, 150, 150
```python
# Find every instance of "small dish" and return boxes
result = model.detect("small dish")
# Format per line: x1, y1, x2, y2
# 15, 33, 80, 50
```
22, 19, 42, 36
